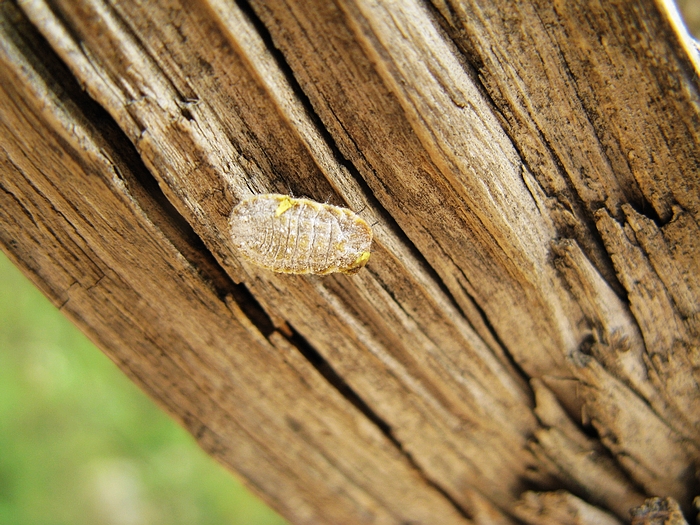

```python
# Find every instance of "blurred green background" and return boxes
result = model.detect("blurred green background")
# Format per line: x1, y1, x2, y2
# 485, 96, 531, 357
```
0, 251, 287, 525
1, 4, 699, 525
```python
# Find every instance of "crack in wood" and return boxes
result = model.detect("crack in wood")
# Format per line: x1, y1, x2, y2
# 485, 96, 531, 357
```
283, 323, 475, 522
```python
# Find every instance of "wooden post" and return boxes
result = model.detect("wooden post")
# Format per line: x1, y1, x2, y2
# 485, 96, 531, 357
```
1, 0, 698, 523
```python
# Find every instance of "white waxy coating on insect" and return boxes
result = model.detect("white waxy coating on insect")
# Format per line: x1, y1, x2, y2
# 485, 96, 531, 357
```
229, 194, 373, 275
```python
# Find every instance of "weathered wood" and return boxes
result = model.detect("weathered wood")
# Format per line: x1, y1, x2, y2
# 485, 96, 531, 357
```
515, 490, 624, 525
1, 0, 699, 523
0, 3, 471, 524
630, 497, 691, 525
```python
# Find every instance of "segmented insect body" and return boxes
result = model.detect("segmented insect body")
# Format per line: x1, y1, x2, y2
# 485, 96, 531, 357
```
229, 194, 372, 275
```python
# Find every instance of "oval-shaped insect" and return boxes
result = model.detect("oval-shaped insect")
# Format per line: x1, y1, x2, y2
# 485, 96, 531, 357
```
229, 194, 373, 275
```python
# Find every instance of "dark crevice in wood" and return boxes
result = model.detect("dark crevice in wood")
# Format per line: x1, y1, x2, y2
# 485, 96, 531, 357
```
350, 168, 479, 330
618, 198, 669, 230
283, 323, 475, 522
236, 0, 400, 233
236, 0, 397, 223
284, 324, 394, 441
229, 284, 277, 337
11, 0, 277, 338
453, 272, 535, 403
2, 3, 72, 116
233, 0, 340, 198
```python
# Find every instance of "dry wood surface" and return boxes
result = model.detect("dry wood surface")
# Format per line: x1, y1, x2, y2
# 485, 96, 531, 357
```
1, 0, 699, 523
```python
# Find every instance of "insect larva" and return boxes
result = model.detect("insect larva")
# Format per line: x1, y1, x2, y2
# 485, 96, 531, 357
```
229, 194, 372, 275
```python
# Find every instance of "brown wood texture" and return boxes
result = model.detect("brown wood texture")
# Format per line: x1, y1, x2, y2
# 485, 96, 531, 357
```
1, 0, 699, 523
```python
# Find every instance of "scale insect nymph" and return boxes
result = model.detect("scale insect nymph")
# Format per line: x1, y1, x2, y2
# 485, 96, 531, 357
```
230, 194, 372, 275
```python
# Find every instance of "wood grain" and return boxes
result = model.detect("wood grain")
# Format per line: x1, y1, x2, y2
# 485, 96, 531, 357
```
1, 0, 699, 522
0, 3, 471, 523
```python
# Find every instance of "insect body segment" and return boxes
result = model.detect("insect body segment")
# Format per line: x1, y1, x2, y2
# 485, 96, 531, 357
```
230, 194, 373, 275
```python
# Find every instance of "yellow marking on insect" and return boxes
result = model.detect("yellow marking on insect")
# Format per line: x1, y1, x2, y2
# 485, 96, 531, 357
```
353, 251, 371, 267
230, 194, 372, 275
275, 196, 294, 216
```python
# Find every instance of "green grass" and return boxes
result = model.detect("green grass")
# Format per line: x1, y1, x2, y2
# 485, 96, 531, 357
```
0, 251, 288, 525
